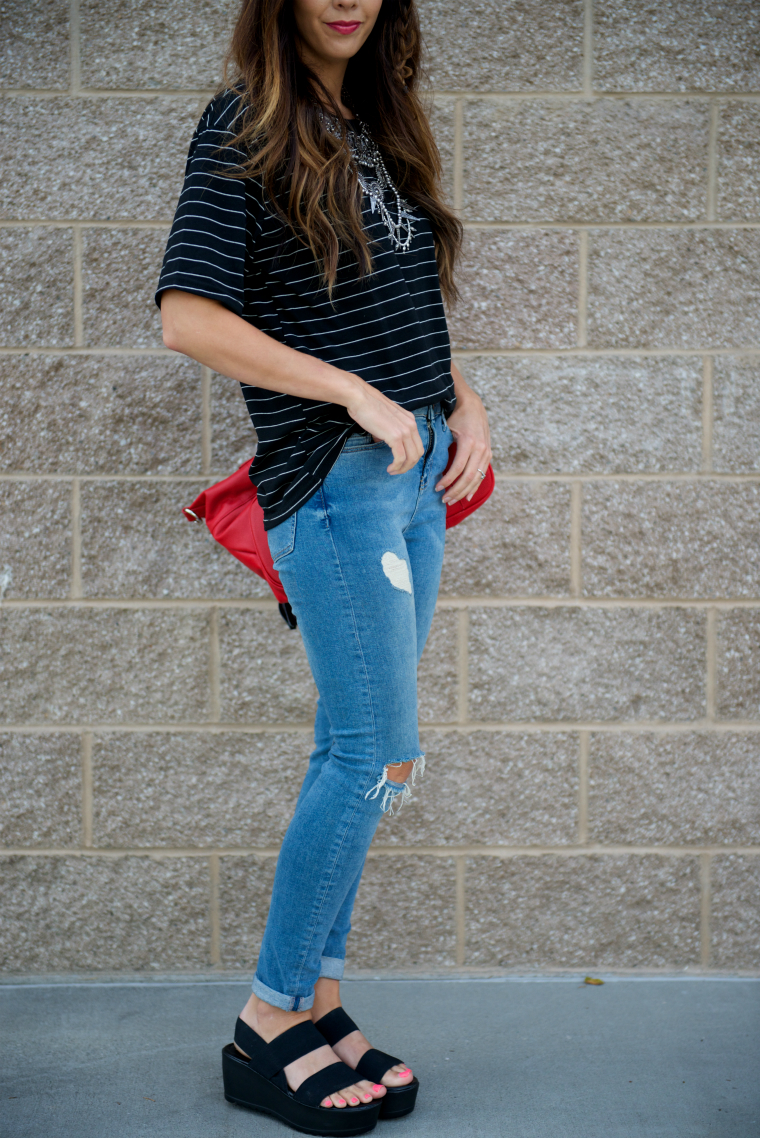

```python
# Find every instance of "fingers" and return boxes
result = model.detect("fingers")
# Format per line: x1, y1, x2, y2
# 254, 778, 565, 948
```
386, 420, 425, 475
438, 434, 492, 505
346, 386, 424, 474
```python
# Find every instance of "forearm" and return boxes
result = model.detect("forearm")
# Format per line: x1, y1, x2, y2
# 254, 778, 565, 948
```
160, 289, 365, 408
450, 360, 480, 408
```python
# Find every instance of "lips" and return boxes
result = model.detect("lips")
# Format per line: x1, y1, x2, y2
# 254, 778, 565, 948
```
326, 20, 361, 34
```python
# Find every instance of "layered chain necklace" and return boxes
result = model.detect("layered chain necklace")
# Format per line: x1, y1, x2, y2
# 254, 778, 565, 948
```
319, 109, 416, 254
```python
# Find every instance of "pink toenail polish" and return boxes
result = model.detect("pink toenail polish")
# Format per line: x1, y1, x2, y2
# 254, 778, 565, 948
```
372, 1085, 383, 1092
336, 1098, 345, 1105
350, 1097, 359, 1104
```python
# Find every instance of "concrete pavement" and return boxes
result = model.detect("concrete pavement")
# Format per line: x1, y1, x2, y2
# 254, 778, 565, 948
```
2, 976, 758, 1137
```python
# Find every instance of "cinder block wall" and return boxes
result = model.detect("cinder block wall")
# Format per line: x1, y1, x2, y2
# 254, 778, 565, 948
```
1, 0, 759, 976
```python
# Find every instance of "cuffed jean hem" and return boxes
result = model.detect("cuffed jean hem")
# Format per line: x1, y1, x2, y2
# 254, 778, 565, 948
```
251, 974, 314, 1012
319, 956, 345, 980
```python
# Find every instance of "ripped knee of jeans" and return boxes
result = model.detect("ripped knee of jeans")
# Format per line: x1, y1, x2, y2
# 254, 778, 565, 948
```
364, 755, 426, 816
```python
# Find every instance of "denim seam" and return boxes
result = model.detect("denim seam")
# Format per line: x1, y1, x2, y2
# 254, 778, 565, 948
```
403, 417, 438, 537
290, 484, 379, 1000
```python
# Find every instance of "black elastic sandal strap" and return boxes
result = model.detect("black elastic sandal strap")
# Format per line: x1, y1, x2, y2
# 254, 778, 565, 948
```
266, 1020, 330, 1071
313, 1006, 360, 1048
295, 1061, 362, 1107
356, 1047, 402, 1084
234, 1018, 280, 1078
234, 1017, 333, 1079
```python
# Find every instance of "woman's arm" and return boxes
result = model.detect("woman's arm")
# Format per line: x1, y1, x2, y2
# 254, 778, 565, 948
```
160, 288, 424, 474
435, 362, 493, 505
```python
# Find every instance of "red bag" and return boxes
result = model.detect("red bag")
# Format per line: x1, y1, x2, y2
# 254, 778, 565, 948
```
184, 442, 494, 625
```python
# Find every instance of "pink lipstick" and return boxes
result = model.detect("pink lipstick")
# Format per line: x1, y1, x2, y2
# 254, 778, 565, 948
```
326, 20, 361, 34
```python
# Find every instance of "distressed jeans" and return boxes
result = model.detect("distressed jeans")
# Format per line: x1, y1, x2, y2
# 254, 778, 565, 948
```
253, 403, 451, 1010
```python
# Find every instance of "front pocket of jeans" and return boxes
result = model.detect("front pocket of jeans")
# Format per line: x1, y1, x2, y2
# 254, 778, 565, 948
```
342, 431, 387, 452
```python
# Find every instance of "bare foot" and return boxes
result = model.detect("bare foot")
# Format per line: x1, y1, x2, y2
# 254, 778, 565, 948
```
312, 978, 414, 1089
234, 994, 385, 1109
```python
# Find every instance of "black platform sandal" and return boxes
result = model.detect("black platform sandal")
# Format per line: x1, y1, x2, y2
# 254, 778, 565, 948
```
314, 1007, 419, 1120
222, 1017, 381, 1136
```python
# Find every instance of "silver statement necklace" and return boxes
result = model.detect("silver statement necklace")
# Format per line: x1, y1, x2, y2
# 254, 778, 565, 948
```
319, 109, 416, 254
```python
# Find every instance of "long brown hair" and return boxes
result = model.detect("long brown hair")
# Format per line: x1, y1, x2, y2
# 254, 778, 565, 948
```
221, 0, 462, 303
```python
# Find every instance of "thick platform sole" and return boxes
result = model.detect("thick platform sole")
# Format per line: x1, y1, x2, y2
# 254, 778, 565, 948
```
377, 1076, 419, 1120
222, 1044, 381, 1137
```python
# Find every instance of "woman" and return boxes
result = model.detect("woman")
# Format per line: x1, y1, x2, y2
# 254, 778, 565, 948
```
157, 0, 491, 1132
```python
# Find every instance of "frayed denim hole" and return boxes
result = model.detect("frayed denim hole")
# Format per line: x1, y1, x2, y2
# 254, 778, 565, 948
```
364, 755, 426, 816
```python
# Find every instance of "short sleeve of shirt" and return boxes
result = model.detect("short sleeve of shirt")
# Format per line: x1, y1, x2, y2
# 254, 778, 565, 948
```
155, 91, 251, 316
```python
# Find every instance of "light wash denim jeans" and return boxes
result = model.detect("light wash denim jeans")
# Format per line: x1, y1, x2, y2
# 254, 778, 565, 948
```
254, 403, 451, 1010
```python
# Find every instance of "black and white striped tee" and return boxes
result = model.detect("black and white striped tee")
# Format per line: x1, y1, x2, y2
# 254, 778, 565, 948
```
155, 90, 455, 530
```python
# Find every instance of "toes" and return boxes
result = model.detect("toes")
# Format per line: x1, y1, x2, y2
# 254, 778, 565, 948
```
321, 1097, 333, 1107
383, 1063, 413, 1086
357, 1078, 385, 1101
331, 1092, 348, 1108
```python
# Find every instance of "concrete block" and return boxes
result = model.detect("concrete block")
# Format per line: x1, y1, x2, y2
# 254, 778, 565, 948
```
0, 0, 70, 88
80, 0, 231, 89
91, 732, 309, 848
460, 355, 703, 474
0, 228, 73, 346
80, 481, 269, 599
0, 854, 212, 970
0, 355, 202, 475
210, 375, 258, 474
218, 855, 277, 969
713, 356, 760, 473
588, 732, 760, 845
463, 98, 709, 223
82, 228, 169, 348
468, 607, 706, 722
347, 855, 457, 968
417, 608, 459, 724
0, 482, 72, 599
417, 0, 584, 91
218, 610, 318, 724
711, 854, 760, 970
587, 228, 760, 349
0, 609, 210, 724
449, 230, 578, 350
384, 729, 578, 847
582, 482, 760, 598
716, 610, 760, 720
0, 97, 199, 220
464, 854, 701, 967
439, 482, 571, 597
594, 0, 760, 92
717, 103, 760, 222
430, 97, 455, 206
0, 734, 81, 847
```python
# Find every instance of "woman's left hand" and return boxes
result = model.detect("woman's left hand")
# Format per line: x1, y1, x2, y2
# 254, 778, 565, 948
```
435, 369, 492, 505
